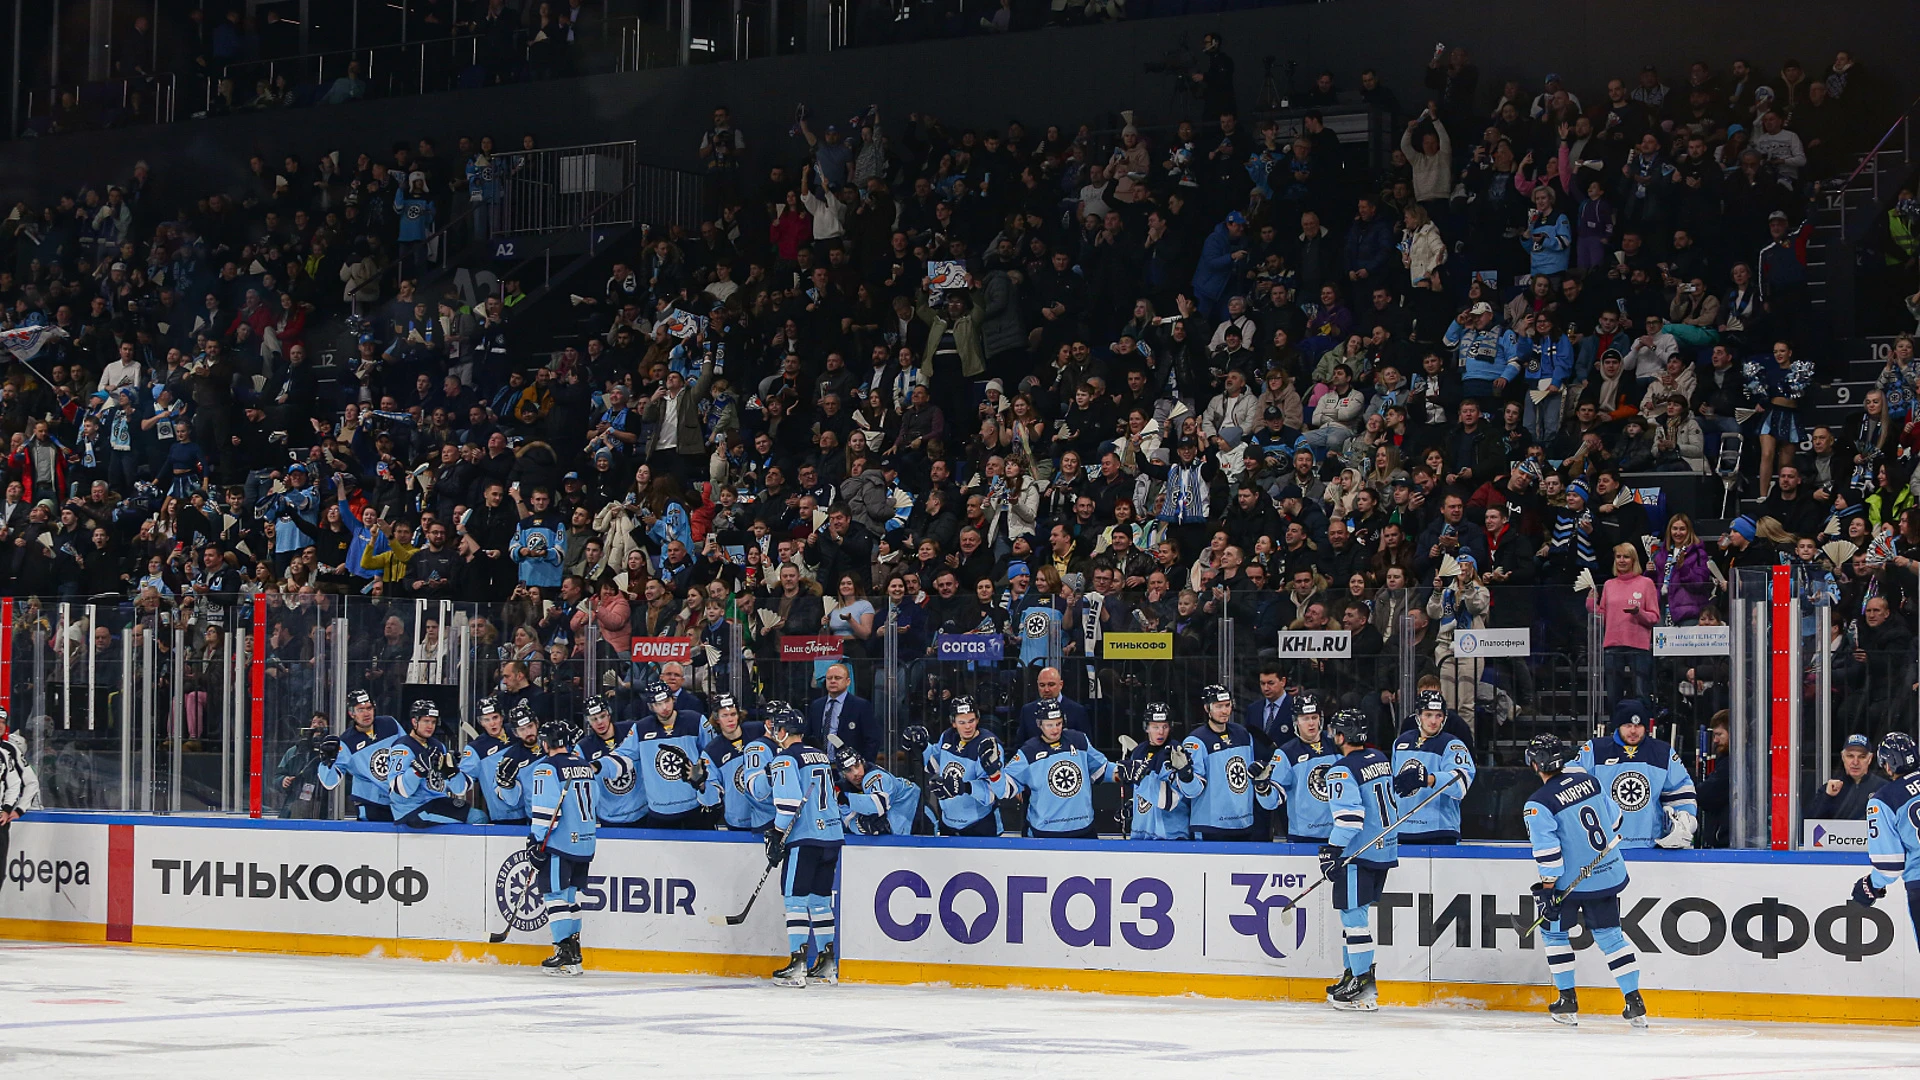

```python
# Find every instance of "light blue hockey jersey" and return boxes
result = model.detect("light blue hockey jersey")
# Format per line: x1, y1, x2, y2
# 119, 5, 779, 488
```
1573, 735, 1697, 849
841, 765, 921, 836
1867, 771, 1920, 889
771, 743, 845, 847
486, 741, 541, 821
699, 724, 778, 830
386, 735, 473, 818
922, 730, 1003, 832
1172, 722, 1279, 834
1121, 743, 1189, 840
457, 734, 520, 822
1002, 729, 1112, 834
319, 715, 402, 806
1390, 731, 1476, 839
619, 711, 706, 818
528, 753, 620, 858
1523, 770, 1629, 898
1271, 734, 1342, 840
1326, 747, 1399, 868
577, 722, 647, 825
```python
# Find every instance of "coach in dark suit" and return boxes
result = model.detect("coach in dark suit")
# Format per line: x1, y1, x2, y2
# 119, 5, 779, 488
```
1012, 666, 1093, 745
806, 662, 881, 760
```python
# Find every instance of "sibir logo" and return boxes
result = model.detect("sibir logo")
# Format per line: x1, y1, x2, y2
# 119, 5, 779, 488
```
494, 850, 547, 933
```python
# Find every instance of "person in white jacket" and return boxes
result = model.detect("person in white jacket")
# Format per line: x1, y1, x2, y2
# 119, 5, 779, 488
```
1749, 111, 1808, 184
1399, 113, 1453, 206
1624, 314, 1678, 384
1, 707, 43, 866
1302, 364, 1366, 459
1200, 370, 1260, 443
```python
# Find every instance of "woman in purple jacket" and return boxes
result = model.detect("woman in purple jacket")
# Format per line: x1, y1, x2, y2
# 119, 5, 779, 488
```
1651, 513, 1714, 625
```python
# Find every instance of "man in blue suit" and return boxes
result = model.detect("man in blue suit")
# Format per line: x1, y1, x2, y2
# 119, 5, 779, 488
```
1013, 666, 1092, 745
807, 662, 881, 761
1244, 664, 1297, 745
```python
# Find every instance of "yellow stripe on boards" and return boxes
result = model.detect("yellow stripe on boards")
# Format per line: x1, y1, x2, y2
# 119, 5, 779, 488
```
3, 918, 1912, 1027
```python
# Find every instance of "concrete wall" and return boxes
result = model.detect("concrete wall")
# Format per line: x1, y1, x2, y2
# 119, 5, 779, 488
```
5, 0, 1912, 207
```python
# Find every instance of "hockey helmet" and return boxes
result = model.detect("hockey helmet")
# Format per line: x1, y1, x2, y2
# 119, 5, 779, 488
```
1416, 690, 1447, 715
762, 700, 802, 735
831, 741, 864, 777
1525, 734, 1570, 774
1200, 683, 1233, 706
1878, 732, 1919, 776
950, 695, 979, 720
1325, 708, 1369, 746
538, 719, 577, 751
1294, 693, 1321, 716
346, 688, 374, 710
1143, 701, 1172, 729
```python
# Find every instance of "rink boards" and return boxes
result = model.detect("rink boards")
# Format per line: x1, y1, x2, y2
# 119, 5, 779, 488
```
2, 814, 1910, 1024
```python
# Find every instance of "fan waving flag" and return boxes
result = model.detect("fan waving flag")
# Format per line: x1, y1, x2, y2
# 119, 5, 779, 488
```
0, 324, 68, 361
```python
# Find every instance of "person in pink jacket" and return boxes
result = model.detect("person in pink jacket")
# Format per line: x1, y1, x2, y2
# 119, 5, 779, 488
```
1589, 543, 1660, 708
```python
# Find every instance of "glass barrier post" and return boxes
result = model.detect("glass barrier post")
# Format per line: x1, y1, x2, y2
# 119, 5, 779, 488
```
140, 617, 156, 812
169, 621, 185, 814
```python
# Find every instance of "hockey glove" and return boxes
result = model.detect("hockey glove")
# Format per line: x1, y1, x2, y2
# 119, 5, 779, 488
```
317, 734, 341, 760
1654, 808, 1697, 850
902, 724, 930, 750
1317, 844, 1342, 878
435, 751, 462, 781
496, 755, 525, 789
978, 737, 1004, 779
685, 753, 710, 792
940, 772, 970, 801
1531, 881, 1564, 926
1391, 760, 1429, 798
764, 829, 788, 867
1853, 875, 1887, 908
525, 832, 547, 855
1168, 741, 1195, 782
857, 812, 888, 836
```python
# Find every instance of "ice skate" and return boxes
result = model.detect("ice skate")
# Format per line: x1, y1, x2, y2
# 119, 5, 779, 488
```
1548, 988, 1579, 1026
805, 942, 838, 986
1622, 990, 1648, 1028
1328, 965, 1377, 1011
772, 948, 809, 988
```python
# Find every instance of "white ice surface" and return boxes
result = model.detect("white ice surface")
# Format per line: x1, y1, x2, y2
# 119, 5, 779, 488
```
3, 942, 1918, 1080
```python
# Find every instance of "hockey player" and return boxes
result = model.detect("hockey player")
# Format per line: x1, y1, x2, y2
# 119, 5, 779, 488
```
832, 739, 920, 836
319, 688, 401, 821
1001, 701, 1114, 838
917, 696, 1005, 836
1390, 691, 1477, 844
620, 684, 708, 829
1119, 702, 1188, 840
1574, 699, 1697, 849
387, 700, 473, 828
489, 703, 544, 825
698, 694, 777, 832
459, 697, 519, 824
1322, 707, 1398, 1011
1171, 684, 1278, 841
1522, 734, 1648, 1027
526, 718, 604, 975
576, 696, 647, 826
1851, 733, 1920, 948
763, 701, 844, 987
1272, 706, 1345, 843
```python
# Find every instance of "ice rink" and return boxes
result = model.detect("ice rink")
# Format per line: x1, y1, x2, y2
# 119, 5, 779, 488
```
3, 942, 1917, 1079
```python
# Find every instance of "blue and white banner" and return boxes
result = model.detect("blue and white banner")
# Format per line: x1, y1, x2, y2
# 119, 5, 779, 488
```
0, 324, 68, 361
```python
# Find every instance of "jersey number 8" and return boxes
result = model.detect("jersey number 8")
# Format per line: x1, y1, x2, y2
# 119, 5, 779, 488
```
1579, 805, 1607, 851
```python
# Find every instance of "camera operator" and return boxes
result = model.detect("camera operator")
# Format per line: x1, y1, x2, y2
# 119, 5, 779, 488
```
275, 712, 338, 819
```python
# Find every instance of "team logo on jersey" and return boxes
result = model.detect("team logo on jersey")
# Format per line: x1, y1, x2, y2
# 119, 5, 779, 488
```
654, 748, 688, 783
603, 760, 637, 796
1135, 794, 1151, 817
492, 850, 548, 934
1047, 759, 1084, 799
1307, 763, 1333, 802
1022, 611, 1053, 639
368, 748, 397, 782
1225, 756, 1250, 794
1611, 771, 1653, 813
942, 761, 967, 790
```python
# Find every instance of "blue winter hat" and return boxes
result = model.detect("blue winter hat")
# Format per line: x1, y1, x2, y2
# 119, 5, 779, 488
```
1567, 479, 1591, 503
1725, 123, 1746, 137
1006, 561, 1031, 579
1224, 210, 1248, 226
1729, 515, 1757, 542
1454, 551, 1478, 570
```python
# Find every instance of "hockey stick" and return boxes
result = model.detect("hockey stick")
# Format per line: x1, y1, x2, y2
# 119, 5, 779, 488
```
708, 767, 817, 927
489, 810, 561, 943
1279, 775, 1461, 911
1520, 834, 1623, 937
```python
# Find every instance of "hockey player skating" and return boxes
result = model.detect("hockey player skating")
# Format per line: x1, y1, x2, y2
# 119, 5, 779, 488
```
1172, 684, 1277, 841
1522, 734, 1648, 1027
1574, 699, 1697, 849
1390, 691, 1476, 844
763, 702, 843, 987
387, 701, 472, 828
526, 718, 614, 975
1852, 733, 1920, 947
1118, 702, 1188, 840
318, 689, 400, 821
1322, 708, 1398, 1010
1001, 701, 1113, 838
832, 738, 919, 836
1271, 697, 1339, 843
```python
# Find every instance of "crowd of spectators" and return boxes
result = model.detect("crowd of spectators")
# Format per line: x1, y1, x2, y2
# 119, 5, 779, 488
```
6, 33, 1920, 836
